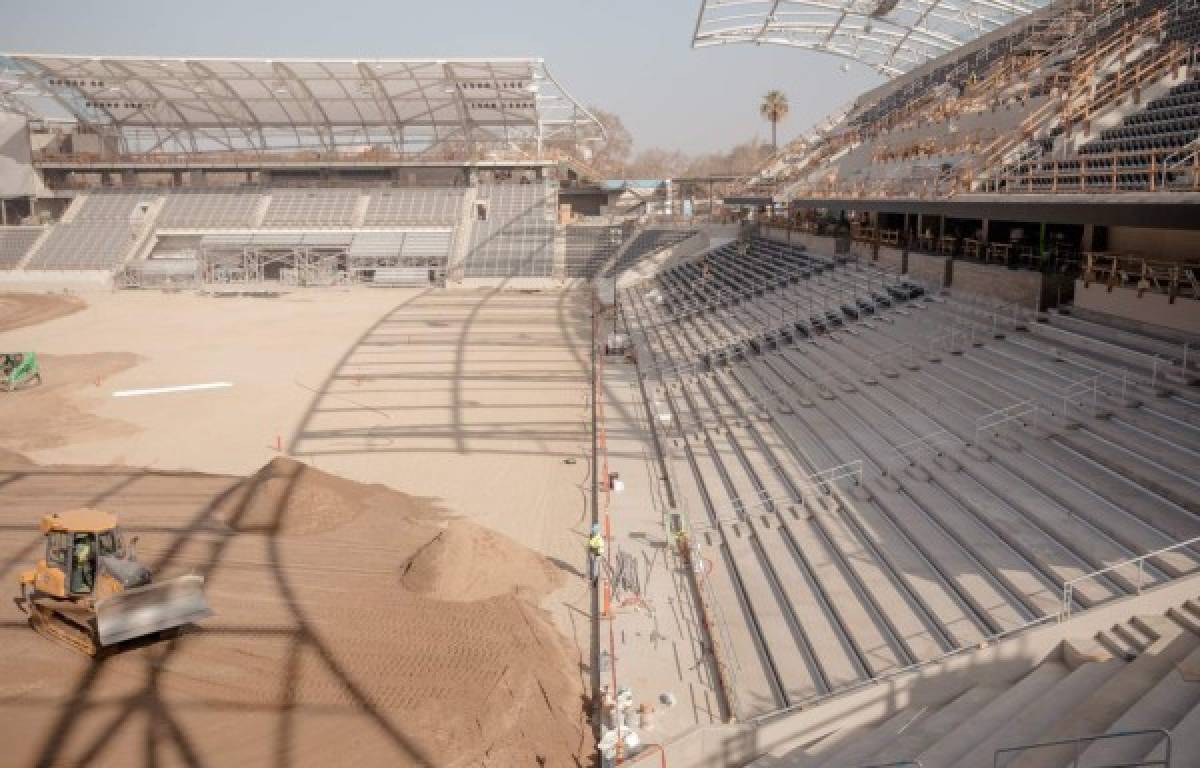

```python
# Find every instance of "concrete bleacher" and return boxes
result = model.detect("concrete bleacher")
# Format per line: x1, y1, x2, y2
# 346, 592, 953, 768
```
620, 234, 1200, 730
363, 187, 464, 226
748, 596, 1200, 768
26, 221, 135, 270
0, 227, 44, 269
565, 223, 628, 278
260, 188, 361, 227
157, 190, 264, 228
602, 227, 699, 278
70, 190, 158, 222
463, 182, 556, 278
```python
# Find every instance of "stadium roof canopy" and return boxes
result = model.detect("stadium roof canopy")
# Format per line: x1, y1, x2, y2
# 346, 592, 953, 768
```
0, 55, 603, 156
692, 0, 1051, 76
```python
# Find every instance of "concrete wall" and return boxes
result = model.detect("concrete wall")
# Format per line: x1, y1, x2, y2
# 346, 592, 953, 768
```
953, 261, 1044, 308
908, 251, 950, 286
878, 245, 905, 273
0, 116, 41, 197
1073, 280, 1200, 335
1107, 227, 1200, 263
849, 239, 872, 261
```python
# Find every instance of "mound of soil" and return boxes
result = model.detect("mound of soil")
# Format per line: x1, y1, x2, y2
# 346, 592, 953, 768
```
400, 519, 563, 602
0, 291, 85, 332
217, 456, 437, 535
0, 454, 592, 766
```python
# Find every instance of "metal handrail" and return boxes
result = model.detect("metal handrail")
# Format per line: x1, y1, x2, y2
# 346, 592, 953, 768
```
993, 728, 1170, 768
976, 399, 1038, 437
1062, 535, 1200, 620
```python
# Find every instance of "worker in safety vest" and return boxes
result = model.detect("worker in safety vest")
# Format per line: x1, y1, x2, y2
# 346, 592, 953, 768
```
73, 536, 93, 592
587, 523, 605, 583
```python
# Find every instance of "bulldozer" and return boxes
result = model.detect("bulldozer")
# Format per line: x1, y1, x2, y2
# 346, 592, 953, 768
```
2, 352, 41, 391
17, 508, 212, 656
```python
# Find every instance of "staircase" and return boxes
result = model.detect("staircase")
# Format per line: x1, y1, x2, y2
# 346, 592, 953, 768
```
445, 186, 477, 284
753, 598, 1200, 768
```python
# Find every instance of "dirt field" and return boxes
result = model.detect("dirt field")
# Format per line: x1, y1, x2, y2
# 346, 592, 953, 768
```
0, 286, 597, 767
0, 291, 86, 333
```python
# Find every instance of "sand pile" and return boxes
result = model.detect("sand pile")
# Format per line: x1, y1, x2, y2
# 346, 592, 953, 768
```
217, 456, 436, 535
0, 291, 85, 332
0, 453, 592, 766
400, 518, 564, 602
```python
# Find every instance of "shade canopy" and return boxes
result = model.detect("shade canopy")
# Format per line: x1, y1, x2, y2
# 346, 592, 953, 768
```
692, 0, 1050, 75
0, 55, 603, 156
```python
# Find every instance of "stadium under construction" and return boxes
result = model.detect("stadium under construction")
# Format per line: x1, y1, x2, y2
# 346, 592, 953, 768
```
0, 0, 1198, 766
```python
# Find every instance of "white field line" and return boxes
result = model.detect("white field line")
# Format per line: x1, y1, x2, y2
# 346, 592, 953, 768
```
112, 381, 233, 398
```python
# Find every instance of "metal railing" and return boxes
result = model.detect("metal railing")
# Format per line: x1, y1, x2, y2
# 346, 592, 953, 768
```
975, 399, 1038, 438
1062, 535, 1200, 620
890, 428, 960, 466
993, 729, 1170, 768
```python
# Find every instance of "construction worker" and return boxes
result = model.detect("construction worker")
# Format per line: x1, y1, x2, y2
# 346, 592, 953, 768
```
588, 523, 605, 583
72, 535, 93, 592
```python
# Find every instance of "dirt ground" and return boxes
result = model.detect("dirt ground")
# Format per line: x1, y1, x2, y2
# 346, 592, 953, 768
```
0, 291, 86, 332
0, 286, 597, 767
0, 453, 592, 767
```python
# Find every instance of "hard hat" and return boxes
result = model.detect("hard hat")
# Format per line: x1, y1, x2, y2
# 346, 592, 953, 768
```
591, 523, 601, 535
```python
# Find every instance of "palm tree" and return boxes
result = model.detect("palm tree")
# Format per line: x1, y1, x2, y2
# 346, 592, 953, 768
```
760, 90, 789, 152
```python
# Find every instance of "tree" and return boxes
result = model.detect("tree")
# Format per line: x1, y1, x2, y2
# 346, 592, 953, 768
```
760, 90, 789, 152
585, 106, 633, 174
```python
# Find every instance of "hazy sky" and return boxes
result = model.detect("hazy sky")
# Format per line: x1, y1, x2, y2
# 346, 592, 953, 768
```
0, 0, 882, 155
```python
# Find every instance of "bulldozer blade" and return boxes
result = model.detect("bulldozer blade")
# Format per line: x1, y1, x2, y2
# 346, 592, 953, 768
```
96, 574, 213, 647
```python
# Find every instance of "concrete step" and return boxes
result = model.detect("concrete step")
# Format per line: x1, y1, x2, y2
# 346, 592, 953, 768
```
1052, 427, 1200, 518
954, 658, 1126, 768
1077, 641, 1200, 767
1141, 685, 1200, 766
749, 510, 865, 692
865, 479, 1027, 634
776, 717, 886, 768
810, 703, 944, 768
860, 685, 999, 766
776, 505, 905, 677
917, 660, 1072, 768
1007, 619, 1199, 768
1014, 432, 1200, 545
895, 469, 1060, 619
691, 535, 780, 719
719, 519, 819, 707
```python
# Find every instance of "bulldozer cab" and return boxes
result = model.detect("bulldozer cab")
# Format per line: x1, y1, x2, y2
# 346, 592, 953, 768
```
46, 527, 126, 596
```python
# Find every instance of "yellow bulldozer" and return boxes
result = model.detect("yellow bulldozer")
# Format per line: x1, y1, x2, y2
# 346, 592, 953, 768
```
17, 508, 212, 656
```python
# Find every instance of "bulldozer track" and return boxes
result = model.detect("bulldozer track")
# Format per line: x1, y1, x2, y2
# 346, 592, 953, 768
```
30, 602, 99, 657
